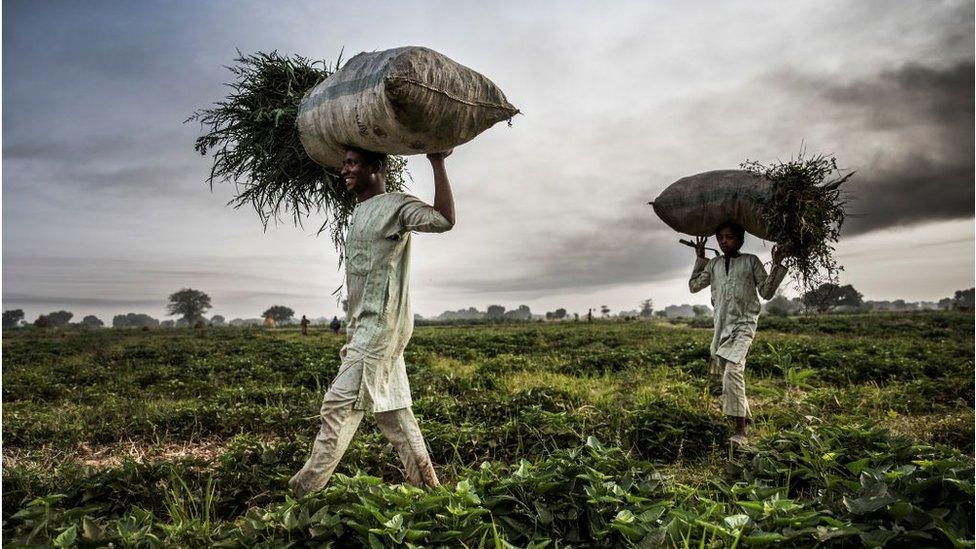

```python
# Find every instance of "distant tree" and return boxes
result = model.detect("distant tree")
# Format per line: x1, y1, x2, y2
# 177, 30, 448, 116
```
46, 310, 74, 327
3, 309, 25, 329
262, 305, 295, 323
34, 315, 52, 328
113, 313, 160, 328
210, 315, 226, 326
167, 288, 212, 324
504, 305, 532, 321
639, 299, 654, 318
802, 283, 863, 313
953, 288, 974, 311
545, 308, 567, 321
654, 310, 667, 318
692, 305, 710, 318
160, 320, 176, 328
486, 305, 506, 320
765, 294, 791, 317
600, 305, 610, 318
80, 315, 104, 329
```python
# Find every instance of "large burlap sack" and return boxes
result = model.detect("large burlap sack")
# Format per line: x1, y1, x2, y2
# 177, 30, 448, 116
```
297, 46, 519, 169
651, 170, 774, 239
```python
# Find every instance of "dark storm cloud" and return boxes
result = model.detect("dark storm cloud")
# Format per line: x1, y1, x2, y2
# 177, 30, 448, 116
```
816, 61, 974, 234
442, 197, 724, 295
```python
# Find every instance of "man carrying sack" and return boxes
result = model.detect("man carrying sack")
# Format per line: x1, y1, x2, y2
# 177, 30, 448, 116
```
290, 147, 455, 497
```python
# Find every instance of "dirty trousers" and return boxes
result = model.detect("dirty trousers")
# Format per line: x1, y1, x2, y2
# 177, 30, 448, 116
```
710, 356, 751, 419
289, 362, 439, 496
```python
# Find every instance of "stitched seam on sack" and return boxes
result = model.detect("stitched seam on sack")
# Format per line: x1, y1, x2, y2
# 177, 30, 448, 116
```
385, 76, 519, 113
653, 187, 770, 208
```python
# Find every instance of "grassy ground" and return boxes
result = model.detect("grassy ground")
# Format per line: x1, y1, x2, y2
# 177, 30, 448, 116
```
2, 312, 973, 547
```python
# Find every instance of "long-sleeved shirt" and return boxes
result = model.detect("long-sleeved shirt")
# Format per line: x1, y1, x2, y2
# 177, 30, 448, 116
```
341, 192, 452, 412
689, 253, 787, 364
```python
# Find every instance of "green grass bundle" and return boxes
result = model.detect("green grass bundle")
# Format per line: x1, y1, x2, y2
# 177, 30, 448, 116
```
741, 151, 853, 289
187, 51, 408, 253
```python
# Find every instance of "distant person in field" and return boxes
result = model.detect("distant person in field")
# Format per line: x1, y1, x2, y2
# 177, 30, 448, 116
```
290, 147, 455, 497
264, 315, 276, 329
329, 316, 341, 335
300, 315, 310, 336
688, 221, 790, 446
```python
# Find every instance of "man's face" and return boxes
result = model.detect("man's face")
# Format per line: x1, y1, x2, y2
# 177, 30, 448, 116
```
340, 149, 375, 193
716, 226, 742, 255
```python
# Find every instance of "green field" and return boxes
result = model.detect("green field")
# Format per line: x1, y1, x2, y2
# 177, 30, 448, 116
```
3, 312, 973, 547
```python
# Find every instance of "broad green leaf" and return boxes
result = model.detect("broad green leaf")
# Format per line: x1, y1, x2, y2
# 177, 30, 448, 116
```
54, 525, 78, 548
859, 528, 897, 548
723, 514, 750, 530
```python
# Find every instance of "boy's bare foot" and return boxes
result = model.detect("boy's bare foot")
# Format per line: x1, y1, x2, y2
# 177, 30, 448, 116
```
729, 434, 748, 446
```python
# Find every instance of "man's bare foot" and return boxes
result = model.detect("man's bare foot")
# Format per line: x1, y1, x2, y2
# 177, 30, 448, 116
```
289, 471, 310, 499
729, 434, 748, 446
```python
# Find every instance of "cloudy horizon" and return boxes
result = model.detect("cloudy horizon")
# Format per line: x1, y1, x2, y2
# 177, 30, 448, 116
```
3, 0, 974, 323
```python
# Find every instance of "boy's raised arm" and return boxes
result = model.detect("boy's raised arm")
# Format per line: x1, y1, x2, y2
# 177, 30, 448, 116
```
688, 236, 711, 293
755, 246, 789, 299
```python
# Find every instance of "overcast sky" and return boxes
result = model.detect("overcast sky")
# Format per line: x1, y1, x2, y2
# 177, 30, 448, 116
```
3, 0, 974, 322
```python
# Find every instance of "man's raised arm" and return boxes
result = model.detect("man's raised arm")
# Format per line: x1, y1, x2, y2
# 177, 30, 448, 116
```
427, 150, 455, 227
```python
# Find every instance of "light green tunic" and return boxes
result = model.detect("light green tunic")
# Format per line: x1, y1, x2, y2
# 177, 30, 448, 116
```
341, 192, 452, 412
689, 254, 787, 364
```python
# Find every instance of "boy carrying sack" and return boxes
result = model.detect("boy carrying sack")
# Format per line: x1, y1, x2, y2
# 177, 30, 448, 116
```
687, 222, 790, 445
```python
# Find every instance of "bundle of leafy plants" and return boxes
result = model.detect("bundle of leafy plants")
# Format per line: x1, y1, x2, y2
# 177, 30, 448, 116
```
187, 51, 408, 253
741, 151, 853, 290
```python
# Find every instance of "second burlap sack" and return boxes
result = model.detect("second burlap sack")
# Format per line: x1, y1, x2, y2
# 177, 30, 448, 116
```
297, 46, 519, 169
652, 170, 774, 240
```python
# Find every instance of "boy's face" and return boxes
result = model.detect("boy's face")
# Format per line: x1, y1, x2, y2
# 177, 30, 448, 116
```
716, 226, 742, 255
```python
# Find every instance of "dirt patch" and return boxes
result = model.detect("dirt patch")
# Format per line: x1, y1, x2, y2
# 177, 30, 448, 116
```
3, 436, 281, 470
882, 411, 975, 453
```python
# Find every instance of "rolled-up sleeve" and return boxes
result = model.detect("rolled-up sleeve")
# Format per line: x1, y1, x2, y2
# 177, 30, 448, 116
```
689, 257, 711, 293
394, 194, 453, 234
754, 256, 788, 300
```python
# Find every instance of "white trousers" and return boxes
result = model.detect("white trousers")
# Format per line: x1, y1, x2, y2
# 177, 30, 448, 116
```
711, 356, 751, 418
289, 361, 439, 497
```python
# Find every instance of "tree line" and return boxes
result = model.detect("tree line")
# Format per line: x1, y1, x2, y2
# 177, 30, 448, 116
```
1, 288, 330, 329
3, 285, 973, 330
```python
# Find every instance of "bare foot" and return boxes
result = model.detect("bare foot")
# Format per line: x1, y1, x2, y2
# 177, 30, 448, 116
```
288, 470, 311, 499
729, 434, 749, 446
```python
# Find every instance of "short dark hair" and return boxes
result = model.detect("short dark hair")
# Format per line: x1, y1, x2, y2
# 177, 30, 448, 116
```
715, 221, 746, 242
346, 146, 389, 175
